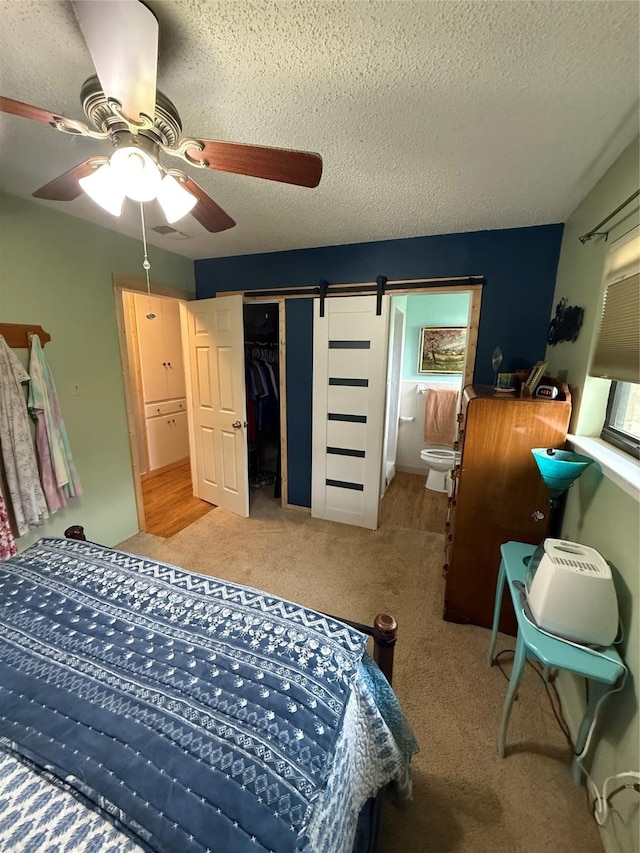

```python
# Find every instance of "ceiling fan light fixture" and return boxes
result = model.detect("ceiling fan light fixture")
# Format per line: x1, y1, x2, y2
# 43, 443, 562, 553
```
110, 145, 162, 202
78, 162, 126, 216
156, 174, 197, 223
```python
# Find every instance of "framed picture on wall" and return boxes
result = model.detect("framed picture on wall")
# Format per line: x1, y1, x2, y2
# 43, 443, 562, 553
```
418, 326, 467, 374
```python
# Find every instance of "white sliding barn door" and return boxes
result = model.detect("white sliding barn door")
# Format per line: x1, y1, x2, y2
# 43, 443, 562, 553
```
181, 295, 249, 517
311, 295, 390, 530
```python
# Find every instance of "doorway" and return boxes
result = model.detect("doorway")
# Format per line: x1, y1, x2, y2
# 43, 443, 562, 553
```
115, 280, 213, 536
243, 302, 282, 509
379, 290, 473, 532
117, 283, 290, 535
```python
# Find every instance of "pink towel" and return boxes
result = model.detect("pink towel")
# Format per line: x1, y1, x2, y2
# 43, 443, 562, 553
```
424, 389, 459, 445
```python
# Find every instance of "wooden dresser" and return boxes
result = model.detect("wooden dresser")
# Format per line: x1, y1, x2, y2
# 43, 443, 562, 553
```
443, 384, 572, 635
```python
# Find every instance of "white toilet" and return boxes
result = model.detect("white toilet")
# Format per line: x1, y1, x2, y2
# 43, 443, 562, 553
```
420, 448, 461, 493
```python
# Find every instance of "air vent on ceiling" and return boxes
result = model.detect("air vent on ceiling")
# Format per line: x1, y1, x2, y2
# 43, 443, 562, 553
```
152, 225, 191, 239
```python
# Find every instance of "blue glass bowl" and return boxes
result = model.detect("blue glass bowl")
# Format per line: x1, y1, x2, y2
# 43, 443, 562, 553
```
531, 447, 593, 493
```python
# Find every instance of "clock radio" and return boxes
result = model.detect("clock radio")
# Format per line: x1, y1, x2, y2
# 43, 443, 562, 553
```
525, 539, 618, 647
535, 384, 559, 399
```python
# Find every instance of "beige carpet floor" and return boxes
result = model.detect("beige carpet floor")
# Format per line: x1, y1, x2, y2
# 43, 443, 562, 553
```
119, 491, 603, 853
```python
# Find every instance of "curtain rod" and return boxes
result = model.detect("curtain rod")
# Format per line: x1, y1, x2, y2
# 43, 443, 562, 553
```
579, 189, 640, 244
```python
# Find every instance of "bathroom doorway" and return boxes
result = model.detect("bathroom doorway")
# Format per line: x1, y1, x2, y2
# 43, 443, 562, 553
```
379, 290, 473, 532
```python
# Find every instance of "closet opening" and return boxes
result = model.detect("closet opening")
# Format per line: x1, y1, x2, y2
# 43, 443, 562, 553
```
243, 302, 282, 510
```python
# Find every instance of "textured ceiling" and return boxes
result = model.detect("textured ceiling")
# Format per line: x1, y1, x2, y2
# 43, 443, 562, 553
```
1, 0, 638, 261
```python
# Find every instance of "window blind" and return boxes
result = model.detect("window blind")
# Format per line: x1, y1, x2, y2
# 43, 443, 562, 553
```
590, 272, 639, 383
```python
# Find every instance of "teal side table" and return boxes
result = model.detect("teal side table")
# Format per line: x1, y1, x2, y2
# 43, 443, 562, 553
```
488, 541, 625, 783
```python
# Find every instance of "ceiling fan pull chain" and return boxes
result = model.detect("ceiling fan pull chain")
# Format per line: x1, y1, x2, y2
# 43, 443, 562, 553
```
139, 202, 156, 320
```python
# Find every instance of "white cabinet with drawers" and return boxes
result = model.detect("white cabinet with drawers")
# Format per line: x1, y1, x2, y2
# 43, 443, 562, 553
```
146, 405, 190, 471
144, 399, 187, 420
132, 293, 190, 474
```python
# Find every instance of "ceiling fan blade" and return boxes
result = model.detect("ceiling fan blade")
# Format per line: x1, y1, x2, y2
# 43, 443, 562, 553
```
184, 140, 323, 188
72, 0, 158, 122
179, 177, 236, 233
0, 96, 92, 135
32, 158, 107, 201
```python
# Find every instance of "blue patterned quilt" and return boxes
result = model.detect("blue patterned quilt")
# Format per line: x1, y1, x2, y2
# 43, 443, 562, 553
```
0, 538, 414, 853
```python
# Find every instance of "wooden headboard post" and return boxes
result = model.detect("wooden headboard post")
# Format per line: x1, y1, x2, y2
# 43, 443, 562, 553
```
372, 613, 398, 685
64, 525, 87, 541
325, 612, 397, 685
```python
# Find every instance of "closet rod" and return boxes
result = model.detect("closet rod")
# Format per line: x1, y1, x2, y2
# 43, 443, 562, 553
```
0, 323, 51, 348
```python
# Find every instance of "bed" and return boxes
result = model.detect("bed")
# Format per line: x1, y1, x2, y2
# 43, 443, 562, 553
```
0, 533, 417, 853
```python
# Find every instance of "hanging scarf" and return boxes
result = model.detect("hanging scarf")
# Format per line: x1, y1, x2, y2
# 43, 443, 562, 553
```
27, 334, 82, 512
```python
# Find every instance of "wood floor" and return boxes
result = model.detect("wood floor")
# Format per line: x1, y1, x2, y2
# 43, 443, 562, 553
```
141, 460, 215, 538
379, 471, 448, 533
142, 466, 446, 537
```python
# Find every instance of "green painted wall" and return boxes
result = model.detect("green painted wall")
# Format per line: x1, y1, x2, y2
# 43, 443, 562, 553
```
402, 292, 471, 381
546, 137, 639, 435
0, 192, 195, 548
545, 137, 639, 853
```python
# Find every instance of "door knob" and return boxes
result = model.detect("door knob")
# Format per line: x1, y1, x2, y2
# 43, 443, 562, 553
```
232, 421, 242, 429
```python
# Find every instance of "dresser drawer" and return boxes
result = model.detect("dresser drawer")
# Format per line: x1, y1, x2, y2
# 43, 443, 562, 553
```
145, 398, 187, 418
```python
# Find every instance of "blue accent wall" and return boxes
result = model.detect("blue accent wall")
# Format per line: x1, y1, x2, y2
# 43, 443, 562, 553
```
284, 299, 314, 506
195, 224, 564, 505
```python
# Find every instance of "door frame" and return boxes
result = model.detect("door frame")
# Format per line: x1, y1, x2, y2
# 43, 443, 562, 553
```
113, 274, 195, 533
380, 300, 406, 498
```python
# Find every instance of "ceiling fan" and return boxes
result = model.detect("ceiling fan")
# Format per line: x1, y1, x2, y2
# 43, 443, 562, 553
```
0, 0, 323, 233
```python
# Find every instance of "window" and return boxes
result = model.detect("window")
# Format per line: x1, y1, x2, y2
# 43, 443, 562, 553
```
590, 228, 639, 459
602, 381, 640, 459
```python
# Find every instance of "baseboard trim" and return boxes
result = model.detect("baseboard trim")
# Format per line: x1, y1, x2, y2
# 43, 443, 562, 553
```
396, 465, 425, 476
283, 501, 311, 513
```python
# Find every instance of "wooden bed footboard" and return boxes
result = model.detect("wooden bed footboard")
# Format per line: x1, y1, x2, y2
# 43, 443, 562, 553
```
64, 525, 397, 685
325, 612, 397, 686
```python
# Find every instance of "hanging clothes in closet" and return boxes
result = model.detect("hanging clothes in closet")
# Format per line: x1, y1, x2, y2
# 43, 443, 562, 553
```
245, 341, 280, 495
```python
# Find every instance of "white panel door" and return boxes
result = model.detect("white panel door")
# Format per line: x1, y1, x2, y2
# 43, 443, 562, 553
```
181, 295, 249, 517
311, 295, 390, 530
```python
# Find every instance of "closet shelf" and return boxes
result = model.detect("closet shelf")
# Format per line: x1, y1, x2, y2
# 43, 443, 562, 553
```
0, 323, 51, 348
